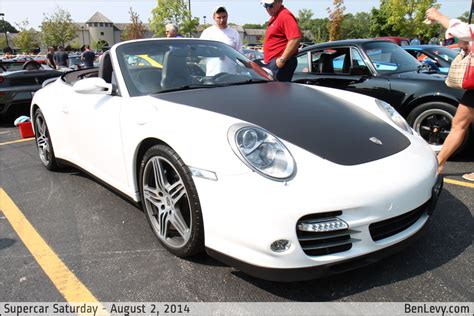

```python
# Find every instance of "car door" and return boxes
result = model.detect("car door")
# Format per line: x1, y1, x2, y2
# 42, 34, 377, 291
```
65, 78, 129, 192
293, 46, 391, 102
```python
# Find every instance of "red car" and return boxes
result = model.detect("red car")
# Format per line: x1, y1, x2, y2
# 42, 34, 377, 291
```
372, 36, 411, 46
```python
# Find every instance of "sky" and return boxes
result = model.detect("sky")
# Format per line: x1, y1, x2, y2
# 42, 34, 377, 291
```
0, 0, 470, 29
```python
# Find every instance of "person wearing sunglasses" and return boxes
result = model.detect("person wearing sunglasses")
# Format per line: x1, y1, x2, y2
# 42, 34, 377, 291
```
261, 0, 301, 81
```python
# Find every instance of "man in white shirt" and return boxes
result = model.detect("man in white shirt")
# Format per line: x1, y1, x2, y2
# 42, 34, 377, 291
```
200, 6, 243, 75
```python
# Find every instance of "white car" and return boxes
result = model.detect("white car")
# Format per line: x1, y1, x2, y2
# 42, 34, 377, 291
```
31, 39, 443, 282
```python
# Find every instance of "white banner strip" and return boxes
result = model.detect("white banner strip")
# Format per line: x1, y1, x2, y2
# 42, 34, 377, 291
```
0, 302, 473, 316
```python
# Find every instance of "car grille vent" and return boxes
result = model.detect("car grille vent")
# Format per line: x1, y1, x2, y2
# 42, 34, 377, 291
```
296, 211, 359, 256
369, 199, 430, 241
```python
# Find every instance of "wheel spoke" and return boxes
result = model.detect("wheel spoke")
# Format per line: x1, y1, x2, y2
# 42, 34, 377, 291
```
169, 180, 186, 206
170, 211, 189, 239
152, 158, 167, 190
420, 125, 431, 131
159, 211, 169, 238
143, 185, 163, 209
36, 117, 45, 135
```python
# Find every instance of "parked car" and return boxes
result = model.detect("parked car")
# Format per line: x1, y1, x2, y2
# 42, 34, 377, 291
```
293, 39, 471, 153
372, 36, 411, 46
68, 53, 99, 70
0, 67, 62, 122
402, 45, 458, 74
30, 39, 442, 282
243, 48, 264, 61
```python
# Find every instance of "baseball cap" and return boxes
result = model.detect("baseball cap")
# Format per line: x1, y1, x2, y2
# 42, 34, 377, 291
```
213, 6, 227, 15
261, 0, 274, 3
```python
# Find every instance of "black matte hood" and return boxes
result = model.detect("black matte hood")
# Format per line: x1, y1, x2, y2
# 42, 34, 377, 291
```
154, 82, 410, 165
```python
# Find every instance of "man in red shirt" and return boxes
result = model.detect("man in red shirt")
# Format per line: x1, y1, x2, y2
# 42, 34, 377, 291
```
262, 0, 301, 81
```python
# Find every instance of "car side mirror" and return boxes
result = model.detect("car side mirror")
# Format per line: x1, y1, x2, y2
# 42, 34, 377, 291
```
73, 78, 113, 95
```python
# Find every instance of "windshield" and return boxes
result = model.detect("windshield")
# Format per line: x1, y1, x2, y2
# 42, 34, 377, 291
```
116, 39, 272, 96
426, 46, 458, 63
362, 41, 421, 74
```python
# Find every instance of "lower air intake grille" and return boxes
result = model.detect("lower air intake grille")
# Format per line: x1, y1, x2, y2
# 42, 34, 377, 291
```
369, 199, 431, 241
296, 211, 357, 256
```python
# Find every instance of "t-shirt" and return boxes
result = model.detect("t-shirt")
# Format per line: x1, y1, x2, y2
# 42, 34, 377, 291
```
200, 25, 243, 75
263, 6, 301, 64
81, 50, 96, 68
54, 51, 69, 67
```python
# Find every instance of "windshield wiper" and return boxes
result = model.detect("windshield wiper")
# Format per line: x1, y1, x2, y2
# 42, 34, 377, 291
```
157, 84, 211, 94
212, 79, 270, 87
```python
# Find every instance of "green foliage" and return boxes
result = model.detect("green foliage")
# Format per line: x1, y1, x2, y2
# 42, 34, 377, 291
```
310, 18, 330, 43
149, 0, 199, 37
341, 12, 373, 39
13, 20, 40, 53
41, 7, 78, 47
0, 20, 18, 33
370, 0, 439, 39
298, 9, 314, 41
91, 40, 108, 51
122, 7, 147, 41
458, 11, 469, 22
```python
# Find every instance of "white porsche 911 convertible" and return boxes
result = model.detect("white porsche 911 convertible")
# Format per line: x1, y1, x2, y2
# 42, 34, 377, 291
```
31, 39, 442, 282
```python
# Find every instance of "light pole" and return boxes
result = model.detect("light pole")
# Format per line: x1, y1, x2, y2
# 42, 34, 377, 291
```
0, 13, 9, 48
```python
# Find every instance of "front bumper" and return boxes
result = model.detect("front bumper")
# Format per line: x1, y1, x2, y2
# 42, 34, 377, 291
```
206, 176, 443, 282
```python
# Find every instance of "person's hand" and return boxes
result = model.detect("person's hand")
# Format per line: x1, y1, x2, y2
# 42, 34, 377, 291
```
426, 7, 442, 23
276, 58, 285, 69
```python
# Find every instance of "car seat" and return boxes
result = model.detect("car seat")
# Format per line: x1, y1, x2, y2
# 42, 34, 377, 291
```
98, 51, 113, 83
161, 49, 191, 90
318, 53, 334, 73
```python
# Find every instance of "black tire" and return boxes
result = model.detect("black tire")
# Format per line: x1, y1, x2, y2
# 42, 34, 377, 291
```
407, 102, 471, 154
33, 109, 59, 170
139, 144, 204, 257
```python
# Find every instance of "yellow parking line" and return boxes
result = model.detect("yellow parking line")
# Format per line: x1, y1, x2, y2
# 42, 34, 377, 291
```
0, 188, 107, 314
444, 178, 474, 189
0, 138, 34, 146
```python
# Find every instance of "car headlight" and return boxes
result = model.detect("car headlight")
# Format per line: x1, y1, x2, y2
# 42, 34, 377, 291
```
375, 99, 413, 134
228, 124, 296, 181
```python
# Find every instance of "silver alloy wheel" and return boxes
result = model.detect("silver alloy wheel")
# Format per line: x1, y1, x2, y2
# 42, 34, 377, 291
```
35, 114, 52, 166
413, 108, 453, 153
142, 156, 191, 249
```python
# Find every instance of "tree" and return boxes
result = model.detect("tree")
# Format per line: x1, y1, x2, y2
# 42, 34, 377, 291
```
149, 0, 199, 37
458, 11, 469, 22
91, 40, 108, 52
341, 12, 373, 40
298, 9, 314, 41
327, 0, 346, 41
13, 20, 40, 53
41, 7, 78, 47
122, 7, 147, 41
372, 0, 439, 39
309, 18, 330, 43
0, 20, 18, 33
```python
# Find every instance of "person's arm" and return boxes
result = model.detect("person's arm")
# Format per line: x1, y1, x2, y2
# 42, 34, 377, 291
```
426, 8, 450, 28
276, 37, 301, 69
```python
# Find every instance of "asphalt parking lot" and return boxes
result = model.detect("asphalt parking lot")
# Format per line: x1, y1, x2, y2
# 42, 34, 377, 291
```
0, 123, 473, 302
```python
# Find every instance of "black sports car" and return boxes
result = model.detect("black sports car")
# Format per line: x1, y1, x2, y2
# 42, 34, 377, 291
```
0, 66, 62, 123
293, 39, 470, 153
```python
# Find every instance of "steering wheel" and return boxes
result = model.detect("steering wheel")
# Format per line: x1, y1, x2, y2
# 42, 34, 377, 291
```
22, 60, 41, 70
